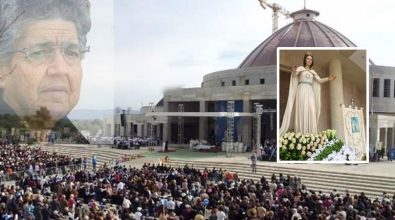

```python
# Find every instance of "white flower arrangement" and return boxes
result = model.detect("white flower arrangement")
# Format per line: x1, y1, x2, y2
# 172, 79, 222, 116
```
280, 129, 347, 161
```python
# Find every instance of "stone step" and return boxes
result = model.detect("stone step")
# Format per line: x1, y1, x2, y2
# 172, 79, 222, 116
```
175, 163, 395, 196
167, 160, 394, 199
236, 173, 393, 198
38, 146, 123, 166
169, 160, 395, 185
39, 146, 145, 168
169, 160, 394, 185
39, 145, 122, 155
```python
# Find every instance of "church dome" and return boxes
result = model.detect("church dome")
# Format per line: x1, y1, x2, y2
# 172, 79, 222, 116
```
238, 9, 357, 68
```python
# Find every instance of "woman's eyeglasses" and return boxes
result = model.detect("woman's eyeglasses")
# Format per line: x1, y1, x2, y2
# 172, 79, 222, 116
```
16, 42, 90, 66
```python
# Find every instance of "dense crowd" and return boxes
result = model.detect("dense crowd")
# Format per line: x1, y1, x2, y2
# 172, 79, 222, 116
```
112, 137, 161, 149
0, 156, 393, 219
0, 144, 394, 219
0, 143, 82, 180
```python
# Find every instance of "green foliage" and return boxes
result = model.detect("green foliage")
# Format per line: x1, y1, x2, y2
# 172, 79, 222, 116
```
314, 140, 344, 161
23, 107, 53, 130
322, 129, 337, 141
280, 147, 308, 161
0, 113, 24, 129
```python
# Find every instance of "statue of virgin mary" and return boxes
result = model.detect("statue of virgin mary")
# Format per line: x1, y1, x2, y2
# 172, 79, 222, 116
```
280, 52, 335, 136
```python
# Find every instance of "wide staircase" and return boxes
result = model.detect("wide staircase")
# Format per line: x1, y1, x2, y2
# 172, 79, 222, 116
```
166, 159, 394, 199
38, 144, 135, 167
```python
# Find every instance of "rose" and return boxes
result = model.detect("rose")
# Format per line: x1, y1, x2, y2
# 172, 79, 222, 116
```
289, 143, 295, 150
281, 146, 286, 151
297, 144, 302, 150
301, 151, 306, 156
306, 152, 312, 157
292, 138, 296, 144
283, 140, 288, 145
311, 147, 316, 151
318, 144, 323, 149
302, 146, 306, 151
306, 145, 310, 150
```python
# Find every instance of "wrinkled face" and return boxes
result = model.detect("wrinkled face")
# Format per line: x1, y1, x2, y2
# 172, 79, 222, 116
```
0, 19, 82, 121
305, 55, 313, 67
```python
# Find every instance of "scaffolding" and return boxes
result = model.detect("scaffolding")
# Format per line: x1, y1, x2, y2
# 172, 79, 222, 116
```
255, 104, 263, 152
227, 101, 235, 156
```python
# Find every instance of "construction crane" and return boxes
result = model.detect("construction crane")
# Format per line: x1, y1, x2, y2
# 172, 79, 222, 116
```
258, 0, 291, 33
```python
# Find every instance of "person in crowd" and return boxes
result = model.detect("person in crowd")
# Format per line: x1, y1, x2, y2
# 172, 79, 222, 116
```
250, 151, 257, 173
91, 154, 97, 170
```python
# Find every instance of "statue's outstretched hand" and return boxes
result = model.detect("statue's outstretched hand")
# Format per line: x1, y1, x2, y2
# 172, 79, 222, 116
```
328, 74, 336, 81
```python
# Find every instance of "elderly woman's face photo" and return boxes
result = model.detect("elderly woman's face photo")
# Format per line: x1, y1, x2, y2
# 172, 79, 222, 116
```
0, 19, 82, 121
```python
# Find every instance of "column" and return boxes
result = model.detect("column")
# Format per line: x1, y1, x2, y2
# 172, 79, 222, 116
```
110, 123, 114, 137
156, 124, 160, 138
392, 121, 395, 152
368, 114, 377, 147
163, 101, 171, 142
199, 100, 207, 141
242, 93, 252, 149
329, 59, 344, 140
143, 122, 148, 137
137, 124, 142, 137
125, 115, 130, 137
384, 128, 388, 153
130, 122, 134, 137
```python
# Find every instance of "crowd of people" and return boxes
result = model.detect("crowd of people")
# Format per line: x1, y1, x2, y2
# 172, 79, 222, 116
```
111, 137, 162, 149
0, 143, 394, 220
259, 139, 277, 161
0, 142, 82, 181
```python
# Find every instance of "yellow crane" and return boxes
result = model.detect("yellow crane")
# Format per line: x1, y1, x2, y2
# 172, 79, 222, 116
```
258, 0, 291, 33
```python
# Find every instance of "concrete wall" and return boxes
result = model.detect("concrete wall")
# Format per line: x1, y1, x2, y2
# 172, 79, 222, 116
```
370, 65, 395, 113
202, 66, 276, 88
370, 113, 395, 151
164, 84, 276, 102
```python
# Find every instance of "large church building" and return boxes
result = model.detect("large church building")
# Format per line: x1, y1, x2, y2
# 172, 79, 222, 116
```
104, 8, 391, 152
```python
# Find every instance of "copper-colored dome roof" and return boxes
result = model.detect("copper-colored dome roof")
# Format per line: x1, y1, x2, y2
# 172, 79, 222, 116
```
238, 9, 357, 68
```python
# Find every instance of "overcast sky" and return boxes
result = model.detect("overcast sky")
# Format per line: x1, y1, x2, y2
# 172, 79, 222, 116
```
74, 0, 395, 111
